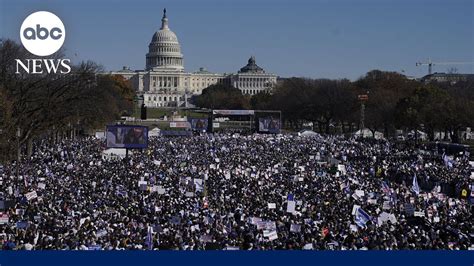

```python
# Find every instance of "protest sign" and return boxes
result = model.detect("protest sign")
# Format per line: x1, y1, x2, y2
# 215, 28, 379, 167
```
138, 181, 147, 190
290, 224, 301, 233
16, 221, 29, 229
350, 224, 358, 232
404, 203, 415, 216
355, 190, 365, 197
264, 229, 278, 241
287, 201, 296, 214
194, 178, 203, 192
367, 199, 377, 205
256, 221, 266, 230
250, 217, 262, 225
88, 245, 102, 250
199, 235, 212, 243
37, 183, 46, 190
96, 229, 107, 238
0, 214, 9, 224
414, 211, 425, 217
25, 191, 38, 201
224, 246, 240, 250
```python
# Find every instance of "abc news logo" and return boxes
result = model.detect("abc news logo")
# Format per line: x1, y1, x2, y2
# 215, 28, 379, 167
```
15, 11, 71, 74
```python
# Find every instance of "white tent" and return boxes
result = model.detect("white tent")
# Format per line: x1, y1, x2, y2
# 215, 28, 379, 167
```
354, 128, 384, 139
102, 148, 127, 160
408, 130, 428, 141
298, 130, 319, 137
95, 131, 105, 139
149, 127, 161, 137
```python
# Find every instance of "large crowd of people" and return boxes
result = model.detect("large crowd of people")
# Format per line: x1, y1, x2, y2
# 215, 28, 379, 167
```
0, 133, 472, 250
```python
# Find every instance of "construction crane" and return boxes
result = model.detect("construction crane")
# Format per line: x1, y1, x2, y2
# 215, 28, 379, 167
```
416, 58, 473, 75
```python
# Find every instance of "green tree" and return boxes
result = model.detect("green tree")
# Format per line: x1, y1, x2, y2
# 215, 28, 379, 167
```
193, 84, 249, 109
250, 91, 272, 110
355, 70, 417, 137
0, 39, 135, 160
395, 85, 450, 141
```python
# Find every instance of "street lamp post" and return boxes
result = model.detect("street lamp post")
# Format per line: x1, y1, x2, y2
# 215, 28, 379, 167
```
133, 95, 144, 120
133, 96, 139, 119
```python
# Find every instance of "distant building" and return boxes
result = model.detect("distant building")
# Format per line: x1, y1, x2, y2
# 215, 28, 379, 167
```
420, 72, 474, 84
109, 9, 277, 108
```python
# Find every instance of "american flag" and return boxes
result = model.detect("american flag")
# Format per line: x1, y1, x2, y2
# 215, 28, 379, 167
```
381, 181, 390, 195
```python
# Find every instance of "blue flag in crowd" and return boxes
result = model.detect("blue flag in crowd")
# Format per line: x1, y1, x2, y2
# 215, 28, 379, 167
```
354, 207, 371, 228
412, 174, 420, 195
146, 226, 153, 250
287, 194, 294, 201
343, 182, 351, 194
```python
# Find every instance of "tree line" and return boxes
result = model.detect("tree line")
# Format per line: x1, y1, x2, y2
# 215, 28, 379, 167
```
193, 70, 474, 142
0, 39, 134, 161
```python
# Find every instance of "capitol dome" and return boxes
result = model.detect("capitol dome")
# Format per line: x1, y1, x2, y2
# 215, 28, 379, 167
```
146, 9, 184, 71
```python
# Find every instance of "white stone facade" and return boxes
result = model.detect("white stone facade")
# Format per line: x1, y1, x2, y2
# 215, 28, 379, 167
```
110, 9, 277, 108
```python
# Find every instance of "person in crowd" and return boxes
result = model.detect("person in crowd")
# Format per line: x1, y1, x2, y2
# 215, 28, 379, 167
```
0, 133, 471, 250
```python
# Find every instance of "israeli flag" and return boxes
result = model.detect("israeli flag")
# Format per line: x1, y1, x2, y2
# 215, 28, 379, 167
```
146, 226, 153, 250
354, 207, 371, 228
412, 174, 420, 195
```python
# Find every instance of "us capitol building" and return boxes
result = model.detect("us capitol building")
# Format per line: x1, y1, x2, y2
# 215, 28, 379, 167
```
110, 9, 278, 108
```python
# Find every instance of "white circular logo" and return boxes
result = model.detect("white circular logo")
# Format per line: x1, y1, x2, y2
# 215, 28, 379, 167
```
20, 11, 65, 56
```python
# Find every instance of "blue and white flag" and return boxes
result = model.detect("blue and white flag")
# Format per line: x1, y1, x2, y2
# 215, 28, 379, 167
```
381, 181, 390, 195
343, 182, 351, 194
442, 153, 453, 168
146, 226, 153, 250
354, 207, 371, 228
287, 194, 294, 201
412, 174, 420, 195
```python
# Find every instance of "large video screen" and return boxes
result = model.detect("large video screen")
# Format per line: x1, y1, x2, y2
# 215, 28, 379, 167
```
190, 118, 208, 131
106, 125, 148, 149
258, 117, 280, 134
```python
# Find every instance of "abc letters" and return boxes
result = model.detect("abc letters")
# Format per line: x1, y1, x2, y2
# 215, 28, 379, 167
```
23, 24, 63, 40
